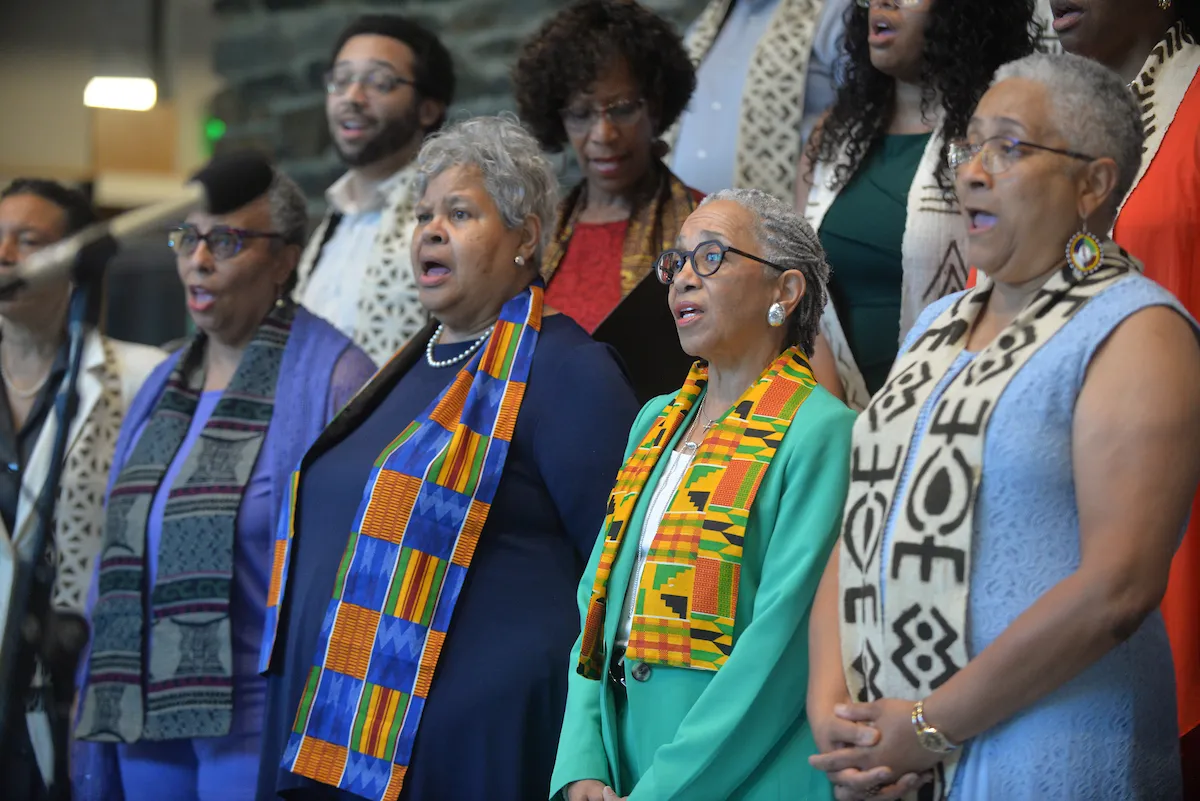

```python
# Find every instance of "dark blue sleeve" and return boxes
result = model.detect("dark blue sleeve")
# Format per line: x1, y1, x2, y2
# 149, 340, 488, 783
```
531, 339, 641, 562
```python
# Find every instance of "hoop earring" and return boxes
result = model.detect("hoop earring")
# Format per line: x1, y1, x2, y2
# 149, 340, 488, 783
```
767, 302, 786, 327
1066, 221, 1103, 280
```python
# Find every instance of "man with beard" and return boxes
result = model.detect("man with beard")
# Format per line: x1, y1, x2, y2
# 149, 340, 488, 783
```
296, 15, 455, 366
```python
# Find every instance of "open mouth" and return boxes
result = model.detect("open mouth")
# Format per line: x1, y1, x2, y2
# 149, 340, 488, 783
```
675, 302, 704, 327
869, 17, 898, 43
188, 286, 216, 313
966, 209, 998, 234
418, 258, 452, 287
336, 116, 375, 140
1049, 1, 1083, 31
590, 156, 626, 176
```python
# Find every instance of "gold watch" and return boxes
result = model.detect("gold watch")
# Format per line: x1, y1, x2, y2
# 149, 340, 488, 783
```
912, 700, 958, 754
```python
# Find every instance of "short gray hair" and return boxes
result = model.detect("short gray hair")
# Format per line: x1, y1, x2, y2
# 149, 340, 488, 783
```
699, 188, 830, 356
414, 114, 559, 267
266, 169, 309, 248
993, 52, 1143, 217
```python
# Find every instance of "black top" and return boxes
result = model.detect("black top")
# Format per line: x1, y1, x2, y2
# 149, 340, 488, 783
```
258, 314, 642, 801
0, 342, 68, 533
0, 340, 68, 801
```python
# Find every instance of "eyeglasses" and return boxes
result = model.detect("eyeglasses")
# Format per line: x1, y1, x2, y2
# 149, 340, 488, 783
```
947, 136, 1097, 175
325, 67, 415, 97
655, 240, 786, 284
854, 0, 928, 7
561, 98, 647, 133
168, 224, 284, 260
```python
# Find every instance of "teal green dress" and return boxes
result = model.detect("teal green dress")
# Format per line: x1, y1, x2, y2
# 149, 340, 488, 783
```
550, 387, 855, 801
820, 133, 933, 394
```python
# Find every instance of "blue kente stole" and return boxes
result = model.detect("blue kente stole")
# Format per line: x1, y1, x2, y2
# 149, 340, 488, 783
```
278, 285, 541, 801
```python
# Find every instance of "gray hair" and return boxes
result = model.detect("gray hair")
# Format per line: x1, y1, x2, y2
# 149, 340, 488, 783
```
413, 114, 559, 267
699, 188, 830, 356
266, 169, 309, 249
993, 52, 1144, 217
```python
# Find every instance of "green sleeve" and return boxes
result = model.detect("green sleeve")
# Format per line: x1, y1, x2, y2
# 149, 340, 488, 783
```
549, 395, 674, 799
628, 398, 855, 801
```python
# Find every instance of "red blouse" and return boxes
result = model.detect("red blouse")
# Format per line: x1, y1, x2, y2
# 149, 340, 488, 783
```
544, 220, 629, 334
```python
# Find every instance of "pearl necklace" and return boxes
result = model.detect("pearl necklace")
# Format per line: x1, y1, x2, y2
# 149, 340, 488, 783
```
424, 324, 494, 369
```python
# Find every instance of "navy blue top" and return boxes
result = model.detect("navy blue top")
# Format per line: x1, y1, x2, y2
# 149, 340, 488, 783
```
257, 314, 641, 801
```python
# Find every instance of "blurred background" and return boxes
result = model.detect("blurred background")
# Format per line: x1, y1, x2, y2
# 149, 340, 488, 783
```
0, 0, 708, 347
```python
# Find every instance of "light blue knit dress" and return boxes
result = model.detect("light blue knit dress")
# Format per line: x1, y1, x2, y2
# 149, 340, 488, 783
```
878, 274, 1191, 800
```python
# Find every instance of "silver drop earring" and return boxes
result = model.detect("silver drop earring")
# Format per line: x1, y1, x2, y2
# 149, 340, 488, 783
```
514, 255, 526, 267
767, 302, 786, 327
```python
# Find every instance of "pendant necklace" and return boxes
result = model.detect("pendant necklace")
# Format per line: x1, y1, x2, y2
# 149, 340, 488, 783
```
681, 398, 716, 453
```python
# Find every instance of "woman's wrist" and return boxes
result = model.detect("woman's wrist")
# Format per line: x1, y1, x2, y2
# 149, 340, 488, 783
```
919, 691, 970, 747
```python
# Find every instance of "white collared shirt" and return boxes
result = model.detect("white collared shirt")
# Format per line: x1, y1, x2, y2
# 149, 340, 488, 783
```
299, 168, 409, 340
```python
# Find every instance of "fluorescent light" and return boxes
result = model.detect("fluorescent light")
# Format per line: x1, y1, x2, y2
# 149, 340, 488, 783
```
84, 77, 157, 111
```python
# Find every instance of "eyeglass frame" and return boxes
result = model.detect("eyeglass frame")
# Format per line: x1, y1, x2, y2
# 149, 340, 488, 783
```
654, 239, 787, 285
560, 97, 648, 133
168, 224, 285, 260
947, 136, 1097, 175
324, 67, 417, 97
853, 0, 928, 8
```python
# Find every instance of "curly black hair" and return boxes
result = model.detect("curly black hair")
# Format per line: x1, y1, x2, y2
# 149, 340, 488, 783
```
512, 0, 696, 152
808, 0, 1039, 194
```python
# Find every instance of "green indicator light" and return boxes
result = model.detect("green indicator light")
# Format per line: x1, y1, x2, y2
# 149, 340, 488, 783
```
205, 117, 227, 141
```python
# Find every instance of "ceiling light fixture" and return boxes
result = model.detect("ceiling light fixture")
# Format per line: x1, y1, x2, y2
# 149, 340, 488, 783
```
84, 77, 158, 111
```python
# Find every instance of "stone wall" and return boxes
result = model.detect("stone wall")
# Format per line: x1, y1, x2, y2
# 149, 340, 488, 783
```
211, 0, 711, 212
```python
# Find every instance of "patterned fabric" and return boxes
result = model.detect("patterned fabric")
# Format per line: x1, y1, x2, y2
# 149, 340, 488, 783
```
543, 165, 700, 298
662, 0, 824, 203
805, 118, 967, 411
837, 243, 1139, 800
296, 164, 425, 365
51, 337, 124, 612
578, 347, 816, 678
282, 285, 543, 801
76, 301, 296, 743
1122, 21, 1200, 217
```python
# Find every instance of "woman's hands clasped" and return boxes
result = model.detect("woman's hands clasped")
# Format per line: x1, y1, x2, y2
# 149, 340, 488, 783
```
809, 699, 937, 801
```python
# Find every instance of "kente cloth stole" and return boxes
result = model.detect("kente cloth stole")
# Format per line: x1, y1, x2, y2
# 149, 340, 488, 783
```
838, 245, 1139, 800
76, 301, 295, 743
543, 166, 698, 297
284, 286, 542, 801
578, 347, 816, 678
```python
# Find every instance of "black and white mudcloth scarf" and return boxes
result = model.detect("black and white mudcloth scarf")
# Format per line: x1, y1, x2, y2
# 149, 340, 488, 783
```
838, 244, 1139, 799
76, 301, 295, 742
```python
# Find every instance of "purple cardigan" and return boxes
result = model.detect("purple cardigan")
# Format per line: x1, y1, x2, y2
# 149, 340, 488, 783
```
73, 306, 376, 799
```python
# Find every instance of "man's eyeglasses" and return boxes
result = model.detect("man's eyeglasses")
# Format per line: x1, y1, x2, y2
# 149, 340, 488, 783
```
561, 98, 647, 133
325, 68, 415, 97
168, 225, 283, 260
947, 136, 1097, 176
655, 240, 786, 284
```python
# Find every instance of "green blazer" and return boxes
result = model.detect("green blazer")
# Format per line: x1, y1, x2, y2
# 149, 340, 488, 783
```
550, 386, 854, 801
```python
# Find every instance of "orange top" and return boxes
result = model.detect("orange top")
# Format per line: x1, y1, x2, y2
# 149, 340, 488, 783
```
964, 70, 1200, 734
1114, 68, 1200, 736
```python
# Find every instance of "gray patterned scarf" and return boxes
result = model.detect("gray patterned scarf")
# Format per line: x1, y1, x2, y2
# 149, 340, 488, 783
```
76, 300, 294, 742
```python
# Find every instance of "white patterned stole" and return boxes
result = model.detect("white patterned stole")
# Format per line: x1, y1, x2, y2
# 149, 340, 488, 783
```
296, 164, 424, 365
1034, 0, 1062, 54
1120, 21, 1200, 218
837, 243, 1140, 800
805, 125, 968, 410
662, 0, 825, 203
